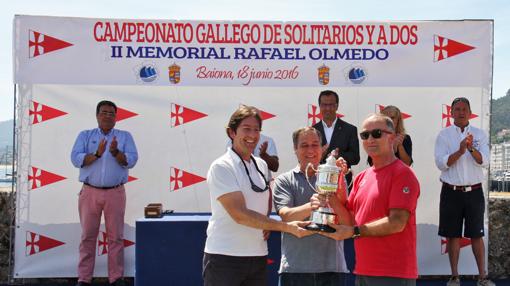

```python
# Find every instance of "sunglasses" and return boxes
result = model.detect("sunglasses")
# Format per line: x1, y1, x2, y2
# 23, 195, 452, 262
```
359, 129, 393, 140
232, 149, 269, 193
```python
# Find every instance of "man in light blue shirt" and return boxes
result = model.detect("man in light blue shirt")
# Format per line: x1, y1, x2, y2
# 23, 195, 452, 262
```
71, 100, 138, 286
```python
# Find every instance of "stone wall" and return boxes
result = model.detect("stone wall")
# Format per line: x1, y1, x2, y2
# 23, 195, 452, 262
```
488, 197, 510, 278
1, 193, 509, 282
0, 191, 12, 282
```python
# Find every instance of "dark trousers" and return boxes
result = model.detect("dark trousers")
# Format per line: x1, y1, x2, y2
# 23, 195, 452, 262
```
279, 272, 345, 286
355, 275, 415, 286
203, 252, 267, 286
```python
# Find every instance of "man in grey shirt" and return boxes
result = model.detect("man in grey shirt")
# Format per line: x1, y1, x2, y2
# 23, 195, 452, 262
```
273, 127, 349, 286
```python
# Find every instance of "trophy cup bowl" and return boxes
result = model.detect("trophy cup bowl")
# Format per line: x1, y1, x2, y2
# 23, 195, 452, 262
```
305, 156, 340, 233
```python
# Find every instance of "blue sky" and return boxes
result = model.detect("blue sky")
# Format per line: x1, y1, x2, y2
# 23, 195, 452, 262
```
1, 0, 508, 121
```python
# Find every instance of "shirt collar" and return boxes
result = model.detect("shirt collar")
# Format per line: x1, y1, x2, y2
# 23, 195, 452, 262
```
453, 123, 471, 134
98, 128, 115, 136
292, 165, 302, 174
227, 147, 252, 165
322, 118, 338, 129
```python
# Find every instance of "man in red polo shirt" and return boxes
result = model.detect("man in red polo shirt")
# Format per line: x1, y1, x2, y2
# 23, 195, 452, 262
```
321, 113, 420, 286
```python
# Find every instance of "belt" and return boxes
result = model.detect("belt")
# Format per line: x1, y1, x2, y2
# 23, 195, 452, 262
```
83, 182, 123, 190
442, 182, 482, 192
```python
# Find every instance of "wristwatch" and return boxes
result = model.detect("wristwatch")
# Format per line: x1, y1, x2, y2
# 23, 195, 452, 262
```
468, 147, 475, 153
94, 151, 101, 158
352, 225, 361, 239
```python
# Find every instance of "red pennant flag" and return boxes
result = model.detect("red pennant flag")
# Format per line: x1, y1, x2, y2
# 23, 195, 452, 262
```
434, 35, 475, 62
376, 104, 412, 119
441, 237, 472, 254
307, 104, 343, 126
170, 167, 206, 191
26, 231, 65, 256
442, 104, 478, 127
239, 104, 276, 121
127, 176, 138, 183
171, 103, 207, 127
258, 109, 275, 121
29, 101, 67, 125
116, 107, 138, 122
29, 30, 73, 58
97, 231, 135, 256
28, 166, 66, 190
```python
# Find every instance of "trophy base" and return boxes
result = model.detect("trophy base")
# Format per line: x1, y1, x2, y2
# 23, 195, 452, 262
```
305, 223, 336, 233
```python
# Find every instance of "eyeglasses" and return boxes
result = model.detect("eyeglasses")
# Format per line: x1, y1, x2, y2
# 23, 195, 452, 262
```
232, 149, 269, 193
359, 129, 393, 140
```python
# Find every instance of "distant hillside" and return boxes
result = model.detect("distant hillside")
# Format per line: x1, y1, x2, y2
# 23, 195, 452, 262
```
491, 90, 510, 140
0, 120, 13, 148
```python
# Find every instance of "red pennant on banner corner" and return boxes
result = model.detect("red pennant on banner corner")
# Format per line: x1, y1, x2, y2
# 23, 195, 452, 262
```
170, 167, 206, 191
127, 176, 138, 183
434, 35, 475, 62
28, 166, 66, 190
375, 104, 412, 119
25, 231, 65, 256
29, 30, 73, 58
307, 104, 344, 126
171, 103, 208, 127
29, 101, 68, 125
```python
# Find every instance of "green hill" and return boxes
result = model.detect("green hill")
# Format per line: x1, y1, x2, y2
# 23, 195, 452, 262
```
491, 89, 510, 142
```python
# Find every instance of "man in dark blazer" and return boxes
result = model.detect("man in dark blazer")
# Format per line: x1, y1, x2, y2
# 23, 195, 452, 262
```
312, 90, 360, 190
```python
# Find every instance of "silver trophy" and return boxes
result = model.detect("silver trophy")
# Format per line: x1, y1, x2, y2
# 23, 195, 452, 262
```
305, 153, 341, 233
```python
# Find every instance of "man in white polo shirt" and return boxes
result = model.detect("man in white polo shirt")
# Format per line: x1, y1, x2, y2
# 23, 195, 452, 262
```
203, 105, 311, 286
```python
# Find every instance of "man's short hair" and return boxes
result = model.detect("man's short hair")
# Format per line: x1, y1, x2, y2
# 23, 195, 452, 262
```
451, 97, 471, 111
96, 100, 117, 115
318, 90, 339, 105
365, 114, 395, 132
226, 105, 262, 139
292, 127, 322, 149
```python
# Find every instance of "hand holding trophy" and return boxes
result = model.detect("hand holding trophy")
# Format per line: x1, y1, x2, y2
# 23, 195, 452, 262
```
305, 150, 347, 233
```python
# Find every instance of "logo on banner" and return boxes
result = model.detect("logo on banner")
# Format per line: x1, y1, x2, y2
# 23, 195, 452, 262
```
168, 63, 181, 84
170, 167, 206, 191
345, 65, 368, 84
318, 65, 330, 85
115, 107, 138, 122
307, 104, 344, 126
29, 101, 67, 125
26, 231, 65, 256
434, 35, 475, 62
97, 231, 135, 256
28, 166, 66, 190
442, 104, 478, 127
441, 237, 471, 254
135, 63, 158, 83
171, 103, 208, 127
29, 30, 73, 58
375, 104, 412, 119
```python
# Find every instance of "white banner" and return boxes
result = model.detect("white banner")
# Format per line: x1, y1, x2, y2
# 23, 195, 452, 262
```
13, 15, 493, 277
